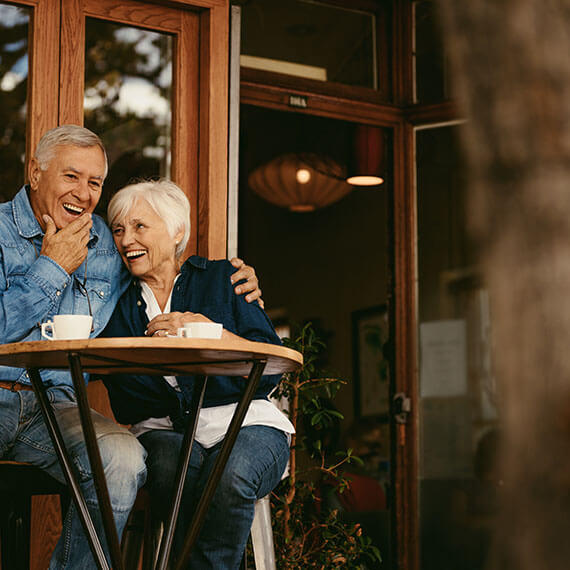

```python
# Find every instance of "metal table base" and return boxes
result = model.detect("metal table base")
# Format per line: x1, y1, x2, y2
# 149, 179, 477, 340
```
27, 355, 267, 570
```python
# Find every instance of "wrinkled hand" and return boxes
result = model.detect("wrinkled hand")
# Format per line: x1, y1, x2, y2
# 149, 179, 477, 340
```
146, 311, 211, 337
40, 214, 92, 274
230, 257, 264, 309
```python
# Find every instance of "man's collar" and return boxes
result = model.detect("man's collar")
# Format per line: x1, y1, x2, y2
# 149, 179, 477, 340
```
12, 186, 43, 239
12, 185, 101, 245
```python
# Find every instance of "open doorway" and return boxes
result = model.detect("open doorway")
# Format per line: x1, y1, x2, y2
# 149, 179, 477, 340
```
237, 104, 393, 566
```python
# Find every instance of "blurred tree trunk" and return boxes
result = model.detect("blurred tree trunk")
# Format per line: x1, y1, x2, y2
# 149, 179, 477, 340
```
436, 1, 570, 569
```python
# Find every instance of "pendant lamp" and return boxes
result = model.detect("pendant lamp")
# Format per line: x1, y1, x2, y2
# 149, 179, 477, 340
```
247, 153, 353, 213
346, 124, 385, 186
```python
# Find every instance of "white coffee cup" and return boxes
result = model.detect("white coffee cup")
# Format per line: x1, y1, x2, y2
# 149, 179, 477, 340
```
41, 315, 93, 340
177, 322, 223, 339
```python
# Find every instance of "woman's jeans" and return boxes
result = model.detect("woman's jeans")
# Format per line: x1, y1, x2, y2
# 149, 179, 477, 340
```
139, 425, 290, 570
0, 385, 147, 569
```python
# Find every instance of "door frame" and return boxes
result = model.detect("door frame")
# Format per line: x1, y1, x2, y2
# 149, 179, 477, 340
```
236, 6, 462, 569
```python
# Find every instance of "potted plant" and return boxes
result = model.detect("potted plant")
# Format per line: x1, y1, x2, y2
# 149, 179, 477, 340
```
268, 322, 382, 569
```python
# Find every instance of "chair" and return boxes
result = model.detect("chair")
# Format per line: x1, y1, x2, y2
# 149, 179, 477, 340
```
0, 461, 69, 570
122, 493, 277, 570
249, 495, 276, 570
121, 488, 162, 570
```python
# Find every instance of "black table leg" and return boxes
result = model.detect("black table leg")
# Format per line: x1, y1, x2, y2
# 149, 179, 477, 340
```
27, 367, 109, 570
68, 352, 125, 570
155, 374, 208, 570
173, 359, 267, 570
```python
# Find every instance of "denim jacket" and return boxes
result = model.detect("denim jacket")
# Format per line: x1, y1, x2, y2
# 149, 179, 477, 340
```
101, 256, 283, 427
0, 186, 129, 386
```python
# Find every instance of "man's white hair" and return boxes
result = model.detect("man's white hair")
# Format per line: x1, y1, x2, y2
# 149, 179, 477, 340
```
34, 124, 108, 178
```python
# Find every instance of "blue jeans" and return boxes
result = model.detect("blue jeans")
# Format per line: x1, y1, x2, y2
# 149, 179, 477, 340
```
139, 425, 290, 569
0, 385, 147, 569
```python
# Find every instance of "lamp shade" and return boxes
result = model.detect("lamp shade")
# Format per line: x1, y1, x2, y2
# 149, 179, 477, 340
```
346, 125, 385, 186
248, 153, 353, 212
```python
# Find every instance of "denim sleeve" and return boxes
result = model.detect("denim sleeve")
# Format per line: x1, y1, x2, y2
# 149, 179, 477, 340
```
0, 252, 71, 344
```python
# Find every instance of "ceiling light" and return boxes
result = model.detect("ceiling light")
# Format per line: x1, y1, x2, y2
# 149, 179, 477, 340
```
248, 154, 352, 213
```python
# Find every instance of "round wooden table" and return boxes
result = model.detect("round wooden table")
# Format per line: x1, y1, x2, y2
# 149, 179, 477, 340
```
0, 337, 302, 570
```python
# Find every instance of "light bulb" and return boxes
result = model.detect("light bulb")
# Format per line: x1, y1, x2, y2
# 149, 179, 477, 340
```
295, 168, 311, 184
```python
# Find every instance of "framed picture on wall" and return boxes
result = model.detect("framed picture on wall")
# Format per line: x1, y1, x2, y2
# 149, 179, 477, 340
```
352, 305, 390, 417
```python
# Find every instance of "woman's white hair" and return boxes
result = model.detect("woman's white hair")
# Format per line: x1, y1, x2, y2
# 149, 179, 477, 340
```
107, 179, 191, 259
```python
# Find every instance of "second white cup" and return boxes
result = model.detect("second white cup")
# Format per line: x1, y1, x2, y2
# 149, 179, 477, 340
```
177, 322, 223, 339
41, 315, 93, 340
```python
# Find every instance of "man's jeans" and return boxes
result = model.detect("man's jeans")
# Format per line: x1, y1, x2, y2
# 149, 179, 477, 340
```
0, 385, 147, 569
139, 425, 290, 570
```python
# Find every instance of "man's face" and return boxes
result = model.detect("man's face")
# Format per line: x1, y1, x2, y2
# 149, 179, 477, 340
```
29, 144, 106, 230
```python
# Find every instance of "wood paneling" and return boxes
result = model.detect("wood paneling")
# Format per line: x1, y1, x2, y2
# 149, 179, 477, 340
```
84, 0, 183, 30
241, 81, 403, 128
59, 0, 84, 125
171, 10, 200, 257
21, 0, 60, 168
197, 4, 229, 258
405, 100, 462, 125
392, 121, 419, 570
30, 495, 63, 568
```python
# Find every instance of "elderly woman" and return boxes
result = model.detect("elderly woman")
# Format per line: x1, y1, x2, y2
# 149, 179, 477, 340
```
102, 179, 293, 569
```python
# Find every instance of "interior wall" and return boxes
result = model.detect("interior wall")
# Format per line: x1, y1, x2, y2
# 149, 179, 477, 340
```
237, 105, 389, 427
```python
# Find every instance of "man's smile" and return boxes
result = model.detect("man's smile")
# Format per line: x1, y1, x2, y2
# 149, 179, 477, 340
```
63, 202, 85, 215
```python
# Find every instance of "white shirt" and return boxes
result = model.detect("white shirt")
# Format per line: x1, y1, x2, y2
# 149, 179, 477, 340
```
129, 280, 295, 448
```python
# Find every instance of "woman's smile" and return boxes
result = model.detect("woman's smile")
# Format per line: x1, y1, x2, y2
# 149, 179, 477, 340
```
125, 249, 147, 260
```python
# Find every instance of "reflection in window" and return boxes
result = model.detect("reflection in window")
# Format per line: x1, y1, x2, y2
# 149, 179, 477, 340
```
84, 19, 172, 216
240, 0, 377, 90
416, 126, 498, 570
0, 4, 29, 202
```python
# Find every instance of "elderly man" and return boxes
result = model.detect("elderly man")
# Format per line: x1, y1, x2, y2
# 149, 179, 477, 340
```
0, 124, 261, 568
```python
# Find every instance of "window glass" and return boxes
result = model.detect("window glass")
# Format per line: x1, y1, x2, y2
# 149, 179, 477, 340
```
0, 3, 29, 201
416, 125, 499, 570
84, 18, 172, 215
240, 0, 377, 90
413, 0, 451, 103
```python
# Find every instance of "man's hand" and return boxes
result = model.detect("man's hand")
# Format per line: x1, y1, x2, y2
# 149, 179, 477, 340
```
230, 257, 264, 309
40, 214, 92, 274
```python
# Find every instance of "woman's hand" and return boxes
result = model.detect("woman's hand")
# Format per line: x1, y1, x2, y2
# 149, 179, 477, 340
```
146, 311, 211, 337
230, 258, 264, 309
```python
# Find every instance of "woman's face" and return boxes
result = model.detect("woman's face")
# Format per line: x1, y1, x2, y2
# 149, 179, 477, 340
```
111, 198, 182, 282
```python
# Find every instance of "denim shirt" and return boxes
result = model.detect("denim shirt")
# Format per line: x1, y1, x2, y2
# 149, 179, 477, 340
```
102, 256, 283, 426
0, 186, 129, 386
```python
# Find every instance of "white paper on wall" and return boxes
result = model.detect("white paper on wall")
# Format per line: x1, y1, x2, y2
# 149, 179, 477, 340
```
420, 319, 468, 397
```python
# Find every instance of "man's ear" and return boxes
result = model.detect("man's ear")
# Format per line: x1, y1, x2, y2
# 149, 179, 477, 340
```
28, 158, 41, 191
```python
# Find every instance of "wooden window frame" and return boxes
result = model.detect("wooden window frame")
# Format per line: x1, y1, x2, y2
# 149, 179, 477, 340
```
4, 0, 60, 165
59, 0, 229, 259
13, 0, 229, 259
240, 0, 394, 105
